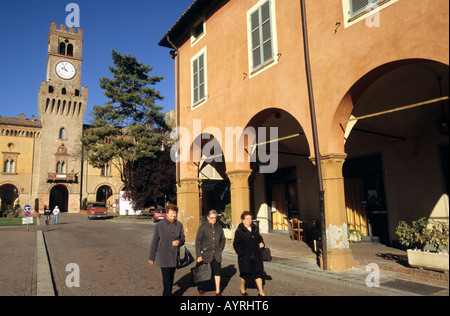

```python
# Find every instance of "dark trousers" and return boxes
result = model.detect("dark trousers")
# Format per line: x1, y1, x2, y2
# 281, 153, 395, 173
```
161, 267, 176, 296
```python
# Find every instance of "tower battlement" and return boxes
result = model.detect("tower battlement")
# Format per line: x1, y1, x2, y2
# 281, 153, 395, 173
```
50, 21, 83, 36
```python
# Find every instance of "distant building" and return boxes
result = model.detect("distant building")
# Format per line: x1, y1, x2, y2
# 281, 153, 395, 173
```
0, 23, 124, 213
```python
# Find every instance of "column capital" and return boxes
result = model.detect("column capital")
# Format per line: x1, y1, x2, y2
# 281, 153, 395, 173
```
226, 169, 252, 177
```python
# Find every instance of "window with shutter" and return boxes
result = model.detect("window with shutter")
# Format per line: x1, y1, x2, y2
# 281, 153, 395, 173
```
247, 0, 278, 77
191, 47, 208, 108
250, 0, 273, 71
350, 0, 371, 16
344, 0, 397, 27
349, 0, 393, 18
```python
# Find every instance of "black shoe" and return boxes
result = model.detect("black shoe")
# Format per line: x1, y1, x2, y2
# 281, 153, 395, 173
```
240, 291, 248, 296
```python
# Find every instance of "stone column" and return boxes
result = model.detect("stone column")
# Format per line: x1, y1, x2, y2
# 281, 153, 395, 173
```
177, 178, 201, 242
321, 153, 357, 271
226, 169, 252, 229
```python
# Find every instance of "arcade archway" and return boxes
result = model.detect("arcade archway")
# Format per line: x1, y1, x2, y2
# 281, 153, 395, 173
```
244, 108, 315, 234
341, 60, 449, 244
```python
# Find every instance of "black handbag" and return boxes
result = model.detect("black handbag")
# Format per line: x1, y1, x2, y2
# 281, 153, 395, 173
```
261, 247, 272, 262
191, 262, 212, 285
176, 246, 195, 269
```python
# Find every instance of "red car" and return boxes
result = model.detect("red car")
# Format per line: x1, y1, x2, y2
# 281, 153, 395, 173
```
153, 208, 166, 222
87, 202, 108, 220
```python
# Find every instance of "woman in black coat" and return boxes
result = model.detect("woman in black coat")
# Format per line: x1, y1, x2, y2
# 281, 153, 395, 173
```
195, 210, 226, 296
233, 211, 266, 296
149, 205, 185, 296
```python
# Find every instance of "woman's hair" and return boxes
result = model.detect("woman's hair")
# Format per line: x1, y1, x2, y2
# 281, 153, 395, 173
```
240, 211, 253, 220
167, 205, 178, 213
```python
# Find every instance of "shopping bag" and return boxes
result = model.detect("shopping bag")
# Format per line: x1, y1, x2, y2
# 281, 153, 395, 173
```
191, 262, 212, 285
176, 246, 195, 269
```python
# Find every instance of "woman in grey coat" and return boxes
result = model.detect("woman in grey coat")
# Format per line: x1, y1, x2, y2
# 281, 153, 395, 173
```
195, 210, 226, 296
149, 205, 185, 296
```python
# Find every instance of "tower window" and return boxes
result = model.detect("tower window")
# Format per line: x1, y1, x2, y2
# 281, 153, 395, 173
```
59, 128, 67, 140
59, 42, 66, 55
75, 89, 80, 97
62, 88, 67, 95
4, 160, 10, 173
56, 162, 66, 174
49, 86, 54, 93
4, 160, 15, 173
67, 44, 74, 57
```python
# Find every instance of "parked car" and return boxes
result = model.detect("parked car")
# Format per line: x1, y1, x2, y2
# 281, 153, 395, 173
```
87, 202, 108, 220
153, 208, 166, 222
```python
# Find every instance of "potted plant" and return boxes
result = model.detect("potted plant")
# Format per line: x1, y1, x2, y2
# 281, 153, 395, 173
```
348, 228, 364, 243
396, 217, 449, 271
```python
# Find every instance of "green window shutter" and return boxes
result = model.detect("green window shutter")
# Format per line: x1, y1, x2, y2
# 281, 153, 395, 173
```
192, 53, 205, 105
250, 0, 273, 71
350, 0, 382, 17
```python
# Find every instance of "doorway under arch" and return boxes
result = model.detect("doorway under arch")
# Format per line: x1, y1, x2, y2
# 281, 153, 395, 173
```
0, 184, 19, 211
49, 185, 69, 213
96, 185, 113, 204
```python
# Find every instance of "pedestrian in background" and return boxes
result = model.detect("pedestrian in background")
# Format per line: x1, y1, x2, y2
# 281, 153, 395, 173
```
233, 211, 266, 296
44, 205, 52, 225
149, 205, 185, 296
52, 206, 60, 225
195, 209, 226, 296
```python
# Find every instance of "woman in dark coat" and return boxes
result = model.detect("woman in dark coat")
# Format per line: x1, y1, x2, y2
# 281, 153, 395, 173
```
233, 211, 266, 296
195, 210, 226, 296
149, 205, 185, 296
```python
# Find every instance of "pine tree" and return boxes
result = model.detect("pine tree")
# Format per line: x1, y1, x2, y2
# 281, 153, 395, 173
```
82, 50, 168, 195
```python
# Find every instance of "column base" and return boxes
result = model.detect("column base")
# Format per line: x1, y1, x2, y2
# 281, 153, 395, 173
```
320, 248, 358, 271
327, 249, 358, 271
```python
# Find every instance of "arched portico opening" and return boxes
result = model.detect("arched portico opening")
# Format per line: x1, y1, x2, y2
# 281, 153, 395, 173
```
340, 59, 449, 244
243, 108, 316, 235
194, 133, 231, 222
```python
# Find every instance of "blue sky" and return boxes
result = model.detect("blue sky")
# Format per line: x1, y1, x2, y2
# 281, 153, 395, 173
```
0, 0, 191, 123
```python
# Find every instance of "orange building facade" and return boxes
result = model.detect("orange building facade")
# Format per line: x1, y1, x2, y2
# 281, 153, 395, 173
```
159, 0, 449, 270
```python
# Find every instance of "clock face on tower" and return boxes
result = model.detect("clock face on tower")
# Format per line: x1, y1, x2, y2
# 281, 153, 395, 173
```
56, 61, 76, 80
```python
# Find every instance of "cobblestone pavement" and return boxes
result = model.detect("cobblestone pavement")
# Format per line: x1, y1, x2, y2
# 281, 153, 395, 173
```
0, 227, 37, 296
1, 213, 448, 297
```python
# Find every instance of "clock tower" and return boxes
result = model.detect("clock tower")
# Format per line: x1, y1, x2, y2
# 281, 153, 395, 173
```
37, 22, 88, 213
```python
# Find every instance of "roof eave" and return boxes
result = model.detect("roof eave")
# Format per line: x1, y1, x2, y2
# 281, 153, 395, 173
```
158, 0, 221, 49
